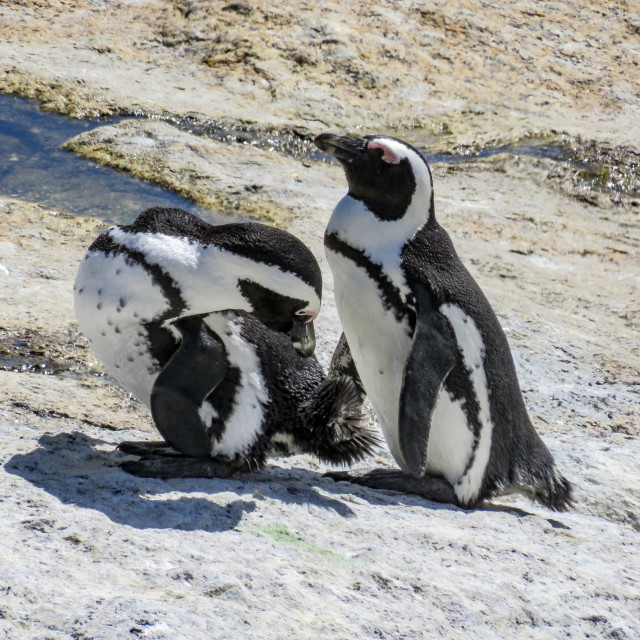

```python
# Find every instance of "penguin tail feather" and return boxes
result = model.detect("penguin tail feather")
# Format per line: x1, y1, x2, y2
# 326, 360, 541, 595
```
532, 470, 573, 511
509, 462, 574, 512
300, 375, 380, 466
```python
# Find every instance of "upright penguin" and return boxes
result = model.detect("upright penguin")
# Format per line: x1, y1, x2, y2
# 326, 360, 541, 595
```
75, 207, 377, 476
315, 132, 572, 510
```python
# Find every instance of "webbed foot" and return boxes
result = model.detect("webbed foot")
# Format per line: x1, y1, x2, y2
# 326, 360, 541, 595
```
117, 440, 183, 457
120, 454, 242, 479
325, 468, 461, 506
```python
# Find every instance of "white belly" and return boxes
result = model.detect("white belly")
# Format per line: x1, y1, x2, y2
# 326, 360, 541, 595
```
327, 249, 479, 494
326, 249, 413, 468
74, 251, 171, 406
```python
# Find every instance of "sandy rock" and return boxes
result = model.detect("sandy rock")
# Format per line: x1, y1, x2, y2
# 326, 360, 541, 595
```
0, 198, 106, 333
1, 1, 639, 146
0, 197, 151, 434
1, 161, 639, 638
1, 1, 639, 637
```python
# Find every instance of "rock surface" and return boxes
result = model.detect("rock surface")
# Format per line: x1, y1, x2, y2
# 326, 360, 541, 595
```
1, 0, 639, 146
0, 1, 639, 638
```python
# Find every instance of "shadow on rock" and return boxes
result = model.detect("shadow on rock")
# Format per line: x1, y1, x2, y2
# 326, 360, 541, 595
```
260, 464, 462, 516
4, 431, 258, 532
4, 431, 366, 526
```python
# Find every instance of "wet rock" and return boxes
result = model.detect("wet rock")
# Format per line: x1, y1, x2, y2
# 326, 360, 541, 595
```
63, 118, 344, 239
462, 134, 640, 209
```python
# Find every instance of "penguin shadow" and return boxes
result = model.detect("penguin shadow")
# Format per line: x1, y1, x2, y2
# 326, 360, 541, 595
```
3, 431, 361, 529
4, 432, 569, 531
307, 470, 571, 530
4, 431, 257, 532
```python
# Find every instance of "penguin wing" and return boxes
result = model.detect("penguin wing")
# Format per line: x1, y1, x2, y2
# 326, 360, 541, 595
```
151, 314, 228, 457
399, 281, 457, 477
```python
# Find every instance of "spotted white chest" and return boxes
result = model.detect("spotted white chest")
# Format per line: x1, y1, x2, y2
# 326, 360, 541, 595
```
74, 250, 170, 405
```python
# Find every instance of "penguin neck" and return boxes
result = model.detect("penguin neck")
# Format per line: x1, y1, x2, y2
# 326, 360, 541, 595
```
326, 193, 429, 294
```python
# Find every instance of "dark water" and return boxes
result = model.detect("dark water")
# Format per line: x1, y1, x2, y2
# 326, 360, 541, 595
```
421, 139, 568, 164
308, 133, 568, 166
0, 93, 226, 225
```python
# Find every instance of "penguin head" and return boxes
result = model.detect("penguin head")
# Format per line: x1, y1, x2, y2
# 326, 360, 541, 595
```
237, 279, 318, 357
314, 133, 434, 222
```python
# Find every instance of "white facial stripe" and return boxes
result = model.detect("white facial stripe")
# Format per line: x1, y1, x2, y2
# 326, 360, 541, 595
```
440, 303, 494, 502
367, 137, 433, 216
367, 137, 432, 190
326, 138, 433, 299
109, 228, 321, 315
203, 313, 268, 457
367, 141, 400, 164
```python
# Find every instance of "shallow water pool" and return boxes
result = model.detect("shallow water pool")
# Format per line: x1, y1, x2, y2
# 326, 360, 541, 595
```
0, 93, 226, 225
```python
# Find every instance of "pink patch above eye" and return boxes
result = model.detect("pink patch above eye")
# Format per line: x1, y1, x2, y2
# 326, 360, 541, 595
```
367, 141, 400, 164
295, 309, 317, 323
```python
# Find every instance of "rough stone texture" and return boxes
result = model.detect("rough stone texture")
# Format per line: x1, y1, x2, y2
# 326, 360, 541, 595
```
0, 199, 152, 434
1, 161, 639, 635
0, 1, 639, 638
0, 0, 639, 146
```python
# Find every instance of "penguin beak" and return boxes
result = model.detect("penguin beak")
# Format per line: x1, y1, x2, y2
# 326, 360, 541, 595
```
289, 319, 316, 357
314, 133, 365, 162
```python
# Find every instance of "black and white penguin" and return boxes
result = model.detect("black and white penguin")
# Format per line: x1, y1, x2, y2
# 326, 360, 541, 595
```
74, 207, 322, 407
74, 207, 377, 476
119, 310, 378, 478
315, 132, 572, 510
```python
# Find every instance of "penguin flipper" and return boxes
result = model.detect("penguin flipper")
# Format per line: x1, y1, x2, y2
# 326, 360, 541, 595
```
399, 282, 457, 477
151, 315, 228, 458
326, 468, 460, 506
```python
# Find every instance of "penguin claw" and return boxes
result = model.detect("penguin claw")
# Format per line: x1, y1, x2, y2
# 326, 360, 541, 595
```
120, 456, 240, 479
324, 468, 460, 506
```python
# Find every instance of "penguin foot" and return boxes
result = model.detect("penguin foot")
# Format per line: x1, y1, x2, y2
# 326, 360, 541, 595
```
326, 468, 460, 506
117, 440, 183, 457
120, 455, 241, 479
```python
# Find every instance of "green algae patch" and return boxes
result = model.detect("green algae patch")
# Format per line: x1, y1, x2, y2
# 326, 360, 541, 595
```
247, 524, 361, 565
